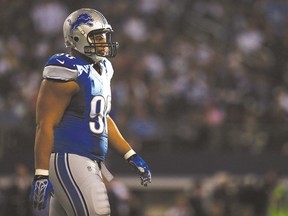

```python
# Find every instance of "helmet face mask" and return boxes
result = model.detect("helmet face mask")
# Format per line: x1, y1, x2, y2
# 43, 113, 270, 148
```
63, 8, 119, 61
84, 30, 118, 57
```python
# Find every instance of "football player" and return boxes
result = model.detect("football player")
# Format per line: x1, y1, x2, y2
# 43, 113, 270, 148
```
30, 8, 151, 216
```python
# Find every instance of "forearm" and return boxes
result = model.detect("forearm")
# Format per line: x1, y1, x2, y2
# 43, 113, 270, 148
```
107, 115, 151, 186
34, 125, 54, 170
31, 126, 54, 210
107, 116, 132, 156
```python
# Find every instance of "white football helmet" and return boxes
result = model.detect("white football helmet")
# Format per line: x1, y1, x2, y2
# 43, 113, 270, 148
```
63, 8, 119, 61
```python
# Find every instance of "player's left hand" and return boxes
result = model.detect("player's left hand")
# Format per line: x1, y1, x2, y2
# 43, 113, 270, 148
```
127, 154, 152, 186
30, 175, 54, 210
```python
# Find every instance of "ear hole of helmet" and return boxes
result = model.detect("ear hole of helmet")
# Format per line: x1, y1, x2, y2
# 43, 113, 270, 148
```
73, 36, 79, 42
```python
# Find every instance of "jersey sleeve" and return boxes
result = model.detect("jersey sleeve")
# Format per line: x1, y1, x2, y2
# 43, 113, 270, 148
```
43, 53, 79, 81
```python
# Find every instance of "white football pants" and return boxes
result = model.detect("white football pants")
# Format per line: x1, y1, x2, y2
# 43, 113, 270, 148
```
49, 153, 110, 216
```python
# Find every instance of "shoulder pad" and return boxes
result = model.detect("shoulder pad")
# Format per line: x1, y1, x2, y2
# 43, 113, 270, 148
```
43, 53, 80, 81
46, 53, 77, 69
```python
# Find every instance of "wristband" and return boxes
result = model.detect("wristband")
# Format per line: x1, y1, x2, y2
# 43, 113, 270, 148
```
35, 169, 49, 176
124, 149, 136, 160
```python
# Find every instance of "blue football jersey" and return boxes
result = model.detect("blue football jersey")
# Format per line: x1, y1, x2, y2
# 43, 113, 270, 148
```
43, 53, 114, 161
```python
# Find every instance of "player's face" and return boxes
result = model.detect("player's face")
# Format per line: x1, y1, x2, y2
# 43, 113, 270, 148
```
88, 33, 109, 56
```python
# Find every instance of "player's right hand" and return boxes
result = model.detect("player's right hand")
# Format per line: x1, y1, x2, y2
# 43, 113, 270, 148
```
30, 175, 54, 210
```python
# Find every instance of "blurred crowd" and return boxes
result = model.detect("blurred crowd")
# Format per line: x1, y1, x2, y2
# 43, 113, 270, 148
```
1, 0, 288, 163
163, 171, 286, 216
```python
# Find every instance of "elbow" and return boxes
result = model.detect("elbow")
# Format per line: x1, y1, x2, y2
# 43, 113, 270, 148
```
36, 120, 58, 132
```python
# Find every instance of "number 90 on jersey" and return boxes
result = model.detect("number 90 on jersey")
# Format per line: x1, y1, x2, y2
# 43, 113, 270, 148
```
89, 95, 111, 134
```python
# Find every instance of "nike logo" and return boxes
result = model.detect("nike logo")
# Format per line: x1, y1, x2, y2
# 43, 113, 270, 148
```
56, 59, 65, 64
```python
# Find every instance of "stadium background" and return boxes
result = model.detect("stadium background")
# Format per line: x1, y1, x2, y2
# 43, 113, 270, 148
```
1, 0, 288, 215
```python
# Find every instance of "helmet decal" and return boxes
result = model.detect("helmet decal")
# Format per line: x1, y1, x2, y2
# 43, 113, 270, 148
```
69, 13, 94, 30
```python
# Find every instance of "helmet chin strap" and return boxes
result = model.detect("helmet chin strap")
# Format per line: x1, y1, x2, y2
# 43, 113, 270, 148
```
88, 54, 105, 63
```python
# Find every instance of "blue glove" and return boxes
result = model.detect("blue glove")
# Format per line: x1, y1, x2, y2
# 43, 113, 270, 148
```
30, 175, 54, 210
127, 154, 152, 186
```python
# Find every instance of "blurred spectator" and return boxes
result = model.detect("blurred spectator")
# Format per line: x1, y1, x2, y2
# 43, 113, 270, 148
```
267, 180, 288, 216
207, 172, 235, 216
189, 180, 207, 216
107, 179, 141, 216
2, 163, 32, 216
165, 193, 192, 216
